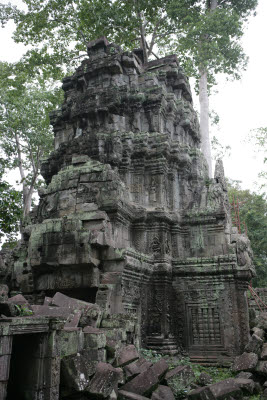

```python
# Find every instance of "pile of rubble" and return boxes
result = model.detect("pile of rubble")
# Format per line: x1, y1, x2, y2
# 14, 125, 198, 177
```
3, 287, 267, 399
0, 288, 187, 399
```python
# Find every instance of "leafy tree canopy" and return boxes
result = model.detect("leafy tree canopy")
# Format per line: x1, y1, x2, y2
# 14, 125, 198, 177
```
228, 180, 267, 287
0, 61, 63, 217
166, 0, 258, 86
0, 0, 257, 83
0, 0, 174, 75
0, 160, 22, 243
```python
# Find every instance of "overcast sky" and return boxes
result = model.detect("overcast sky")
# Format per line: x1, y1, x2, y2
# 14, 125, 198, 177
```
1, 0, 267, 192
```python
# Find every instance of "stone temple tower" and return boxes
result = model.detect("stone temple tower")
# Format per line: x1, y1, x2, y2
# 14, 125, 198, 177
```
11, 37, 254, 364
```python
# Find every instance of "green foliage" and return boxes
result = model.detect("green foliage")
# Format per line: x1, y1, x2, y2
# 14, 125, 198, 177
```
0, 0, 173, 75
227, 180, 267, 287
0, 179, 22, 242
247, 127, 267, 189
166, 0, 258, 86
211, 136, 231, 160
14, 304, 33, 316
0, 161, 22, 243
140, 348, 164, 363
0, 0, 258, 86
0, 61, 63, 217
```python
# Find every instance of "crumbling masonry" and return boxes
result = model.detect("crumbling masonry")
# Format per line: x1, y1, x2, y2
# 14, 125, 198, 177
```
0, 37, 255, 399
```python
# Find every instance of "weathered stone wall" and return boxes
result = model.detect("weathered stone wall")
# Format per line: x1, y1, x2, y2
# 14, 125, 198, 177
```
1, 37, 255, 365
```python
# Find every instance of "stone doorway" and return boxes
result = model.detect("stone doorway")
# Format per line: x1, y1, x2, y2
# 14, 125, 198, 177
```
7, 333, 43, 400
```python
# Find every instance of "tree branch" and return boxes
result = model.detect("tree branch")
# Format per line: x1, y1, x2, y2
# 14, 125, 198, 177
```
147, 16, 166, 57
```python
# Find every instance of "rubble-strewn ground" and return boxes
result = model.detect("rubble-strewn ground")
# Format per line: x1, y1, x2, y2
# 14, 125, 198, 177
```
2, 289, 267, 399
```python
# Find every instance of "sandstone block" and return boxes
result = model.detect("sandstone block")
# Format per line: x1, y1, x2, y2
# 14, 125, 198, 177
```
232, 352, 258, 372
31, 305, 70, 318
236, 371, 253, 380
165, 364, 195, 388
116, 345, 139, 367
261, 343, 267, 360
43, 296, 53, 306
189, 379, 244, 400
233, 378, 255, 395
61, 352, 94, 395
151, 385, 175, 400
209, 379, 242, 399
124, 358, 153, 381
188, 386, 215, 400
86, 362, 121, 398
244, 334, 263, 355
255, 360, 267, 376
254, 312, 267, 330
252, 327, 264, 339
52, 292, 102, 327
120, 359, 168, 396
118, 390, 150, 400
8, 294, 29, 306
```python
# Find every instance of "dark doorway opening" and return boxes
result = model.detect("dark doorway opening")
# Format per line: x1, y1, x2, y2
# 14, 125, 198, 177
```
45, 287, 98, 303
7, 334, 42, 400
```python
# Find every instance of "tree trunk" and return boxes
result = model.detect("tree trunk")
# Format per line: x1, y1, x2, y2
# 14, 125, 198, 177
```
199, 68, 212, 177
14, 132, 34, 219
139, 12, 148, 64
23, 184, 33, 218
198, 0, 218, 177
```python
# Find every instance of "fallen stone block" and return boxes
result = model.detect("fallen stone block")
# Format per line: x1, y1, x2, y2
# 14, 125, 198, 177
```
124, 358, 153, 381
31, 305, 70, 319
261, 343, 267, 360
115, 345, 139, 367
233, 378, 255, 395
86, 362, 121, 398
52, 291, 102, 327
252, 327, 264, 340
236, 371, 253, 380
61, 352, 93, 396
188, 386, 215, 400
118, 390, 150, 400
189, 378, 244, 400
151, 385, 175, 400
232, 352, 258, 372
254, 312, 267, 330
64, 310, 82, 328
8, 294, 29, 306
43, 296, 53, 306
209, 379, 243, 399
120, 359, 168, 396
244, 334, 263, 355
165, 365, 195, 389
255, 360, 267, 376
